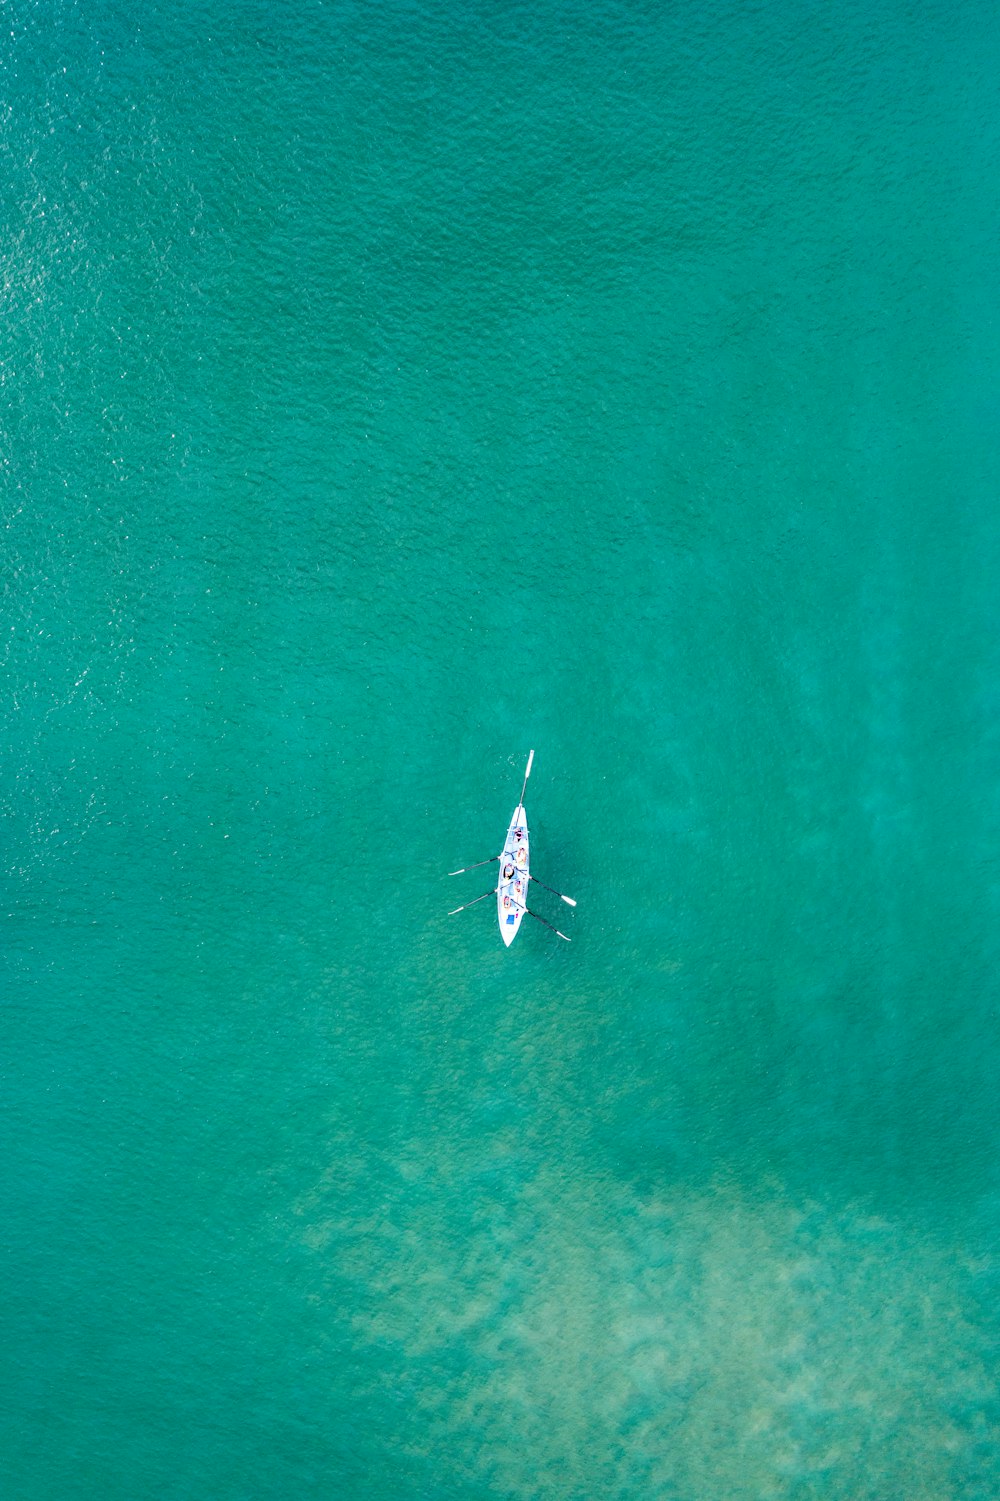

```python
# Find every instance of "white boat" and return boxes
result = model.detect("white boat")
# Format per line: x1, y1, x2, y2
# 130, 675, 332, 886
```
448, 750, 575, 945
497, 801, 530, 945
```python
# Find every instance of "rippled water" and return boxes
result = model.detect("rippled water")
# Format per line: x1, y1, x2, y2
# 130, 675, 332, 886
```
4, 1, 1000, 1496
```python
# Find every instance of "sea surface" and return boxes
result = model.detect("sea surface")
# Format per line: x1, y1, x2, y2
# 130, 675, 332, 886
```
4, 1, 1000, 1496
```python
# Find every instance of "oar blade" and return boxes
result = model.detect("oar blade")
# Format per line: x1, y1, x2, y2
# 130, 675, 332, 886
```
529, 874, 577, 907
448, 887, 497, 916
448, 857, 498, 876
524, 907, 572, 942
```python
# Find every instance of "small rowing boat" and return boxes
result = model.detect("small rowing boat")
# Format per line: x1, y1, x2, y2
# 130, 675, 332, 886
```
497, 797, 530, 945
448, 750, 576, 945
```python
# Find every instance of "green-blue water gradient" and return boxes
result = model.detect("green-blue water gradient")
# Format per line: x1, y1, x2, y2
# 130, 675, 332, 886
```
4, 1, 1000, 1496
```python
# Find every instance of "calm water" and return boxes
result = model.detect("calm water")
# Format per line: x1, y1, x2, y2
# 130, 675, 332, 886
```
4, 1, 1000, 1496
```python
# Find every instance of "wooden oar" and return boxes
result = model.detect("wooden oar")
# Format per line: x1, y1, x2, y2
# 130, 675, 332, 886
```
523, 907, 571, 942
529, 874, 576, 907
448, 887, 497, 917
448, 857, 498, 876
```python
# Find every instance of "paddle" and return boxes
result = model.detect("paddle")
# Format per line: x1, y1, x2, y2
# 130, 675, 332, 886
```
529, 874, 576, 907
523, 907, 571, 942
448, 887, 497, 917
516, 748, 534, 811
450, 754, 533, 876
447, 857, 499, 876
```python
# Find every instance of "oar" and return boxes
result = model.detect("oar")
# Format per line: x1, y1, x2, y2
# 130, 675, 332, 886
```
448, 887, 497, 917
529, 874, 576, 907
515, 748, 534, 811
448, 857, 498, 876
523, 907, 571, 942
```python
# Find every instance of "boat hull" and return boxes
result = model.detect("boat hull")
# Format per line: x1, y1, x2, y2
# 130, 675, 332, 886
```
497, 804, 529, 945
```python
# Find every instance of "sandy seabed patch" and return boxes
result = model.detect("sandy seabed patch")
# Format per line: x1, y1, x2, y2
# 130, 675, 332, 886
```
298, 1140, 997, 1500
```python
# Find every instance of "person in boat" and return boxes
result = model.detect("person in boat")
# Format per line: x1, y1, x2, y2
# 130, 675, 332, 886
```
503, 862, 515, 880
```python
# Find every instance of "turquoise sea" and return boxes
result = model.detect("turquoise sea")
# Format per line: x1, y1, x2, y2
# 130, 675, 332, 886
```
4, 1, 1000, 1496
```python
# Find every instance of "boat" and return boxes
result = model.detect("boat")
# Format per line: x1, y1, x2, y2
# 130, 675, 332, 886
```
448, 750, 575, 944
497, 798, 530, 945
